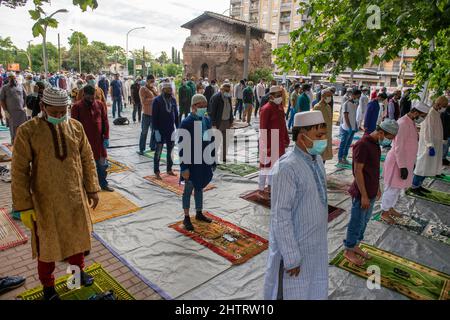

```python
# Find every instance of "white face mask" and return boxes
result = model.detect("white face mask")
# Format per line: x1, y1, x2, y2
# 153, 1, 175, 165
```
273, 97, 283, 105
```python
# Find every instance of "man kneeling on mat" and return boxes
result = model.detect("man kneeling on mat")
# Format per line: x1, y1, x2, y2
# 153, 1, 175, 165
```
179, 94, 216, 231
343, 119, 398, 266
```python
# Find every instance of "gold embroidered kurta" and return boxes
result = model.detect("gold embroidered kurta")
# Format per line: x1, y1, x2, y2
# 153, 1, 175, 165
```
313, 101, 333, 161
11, 117, 100, 263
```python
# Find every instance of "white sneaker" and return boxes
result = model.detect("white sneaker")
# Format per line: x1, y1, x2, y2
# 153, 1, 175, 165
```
0, 168, 11, 182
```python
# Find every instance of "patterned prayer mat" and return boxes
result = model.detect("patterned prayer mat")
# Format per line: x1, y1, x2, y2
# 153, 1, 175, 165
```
144, 172, 216, 196
106, 158, 130, 174
435, 174, 450, 183
240, 190, 345, 222
17, 263, 135, 300
217, 162, 259, 177
327, 175, 352, 193
0, 208, 28, 251
372, 213, 450, 246
143, 148, 180, 165
406, 188, 450, 206
91, 191, 140, 224
330, 243, 450, 300
169, 212, 268, 265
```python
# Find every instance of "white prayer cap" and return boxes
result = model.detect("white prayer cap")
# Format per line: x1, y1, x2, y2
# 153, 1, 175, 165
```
42, 87, 71, 107
221, 81, 231, 88
191, 94, 207, 106
161, 82, 172, 89
269, 86, 282, 94
294, 111, 325, 127
321, 88, 332, 95
412, 101, 430, 114
7, 71, 16, 78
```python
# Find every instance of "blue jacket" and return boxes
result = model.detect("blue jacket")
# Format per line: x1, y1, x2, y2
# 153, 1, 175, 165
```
152, 95, 179, 144
178, 113, 214, 190
364, 100, 380, 134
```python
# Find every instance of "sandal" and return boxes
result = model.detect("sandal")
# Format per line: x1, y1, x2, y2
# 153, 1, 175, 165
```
381, 212, 396, 225
344, 250, 365, 266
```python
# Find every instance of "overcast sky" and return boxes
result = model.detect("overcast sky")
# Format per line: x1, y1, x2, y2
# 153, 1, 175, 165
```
0, 0, 230, 56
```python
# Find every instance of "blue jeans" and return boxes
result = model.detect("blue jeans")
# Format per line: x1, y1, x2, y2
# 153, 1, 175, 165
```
112, 97, 123, 118
338, 127, 356, 161
139, 114, 155, 153
182, 180, 203, 211
412, 175, 426, 189
234, 99, 243, 119
96, 158, 108, 189
344, 197, 376, 249
154, 141, 174, 174
288, 108, 296, 129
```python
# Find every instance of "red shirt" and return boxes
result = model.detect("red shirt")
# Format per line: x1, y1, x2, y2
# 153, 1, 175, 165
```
71, 100, 109, 160
259, 102, 290, 168
348, 133, 381, 199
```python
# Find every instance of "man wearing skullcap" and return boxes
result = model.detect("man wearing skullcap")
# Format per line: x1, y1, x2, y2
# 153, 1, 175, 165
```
313, 89, 334, 162
258, 86, 290, 200
76, 74, 106, 107
178, 94, 215, 231
410, 96, 449, 195
72, 85, 112, 192
343, 119, 398, 266
0, 72, 27, 144
265, 111, 329, 300
11, 87, 100, 300
152, 82, 179, 180
209, 81, 234, 162
381, 102, 429, 224
98, 74, 110, 101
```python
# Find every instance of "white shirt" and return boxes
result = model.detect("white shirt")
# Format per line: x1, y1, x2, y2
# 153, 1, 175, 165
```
340, 100, 358, 131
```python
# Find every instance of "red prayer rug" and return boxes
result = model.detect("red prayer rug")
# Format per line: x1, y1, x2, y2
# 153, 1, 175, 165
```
0, 208, 28, 251
169, 212, 268, 265
144, 172, 216, 196
240, 190, 345, 222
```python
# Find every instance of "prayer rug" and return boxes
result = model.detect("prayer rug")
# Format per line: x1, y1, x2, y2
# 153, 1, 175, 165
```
169, 212, 268, 265
336, 162, 383, 174
217, 162, 259, 177
231, 121, 250, 129
330, 243, 450, 300
372, 213, 450, 246
435, 174, 450, 183
0, 125, 8, 131
17, 263, 135, 300
91, 191, 140, 224
240, 191, 345, 222
143, 148, 180, 165
107, 158, 130, 174
327, 175, 352, 193
144, 172, 216, 196
406, 188, 450, 206
0, 208, 28, 251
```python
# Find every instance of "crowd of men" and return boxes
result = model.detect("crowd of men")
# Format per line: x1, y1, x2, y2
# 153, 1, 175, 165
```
0, 67, 449, 300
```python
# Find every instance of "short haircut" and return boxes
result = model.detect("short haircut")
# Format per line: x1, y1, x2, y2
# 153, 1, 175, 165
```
147, 75, 155, 81
302, 84, 310, 91
292, 123, 327, 142
352, 89, 362, 96
83, 85, 96, 95
378, 92, 388, 100
294, 84, 301, 89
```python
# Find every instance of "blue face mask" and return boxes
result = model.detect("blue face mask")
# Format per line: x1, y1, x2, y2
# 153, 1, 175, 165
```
196, 108, 207, 118
304, 135, 328, 156
380, 138, 392, 147
47, 114, 67, 125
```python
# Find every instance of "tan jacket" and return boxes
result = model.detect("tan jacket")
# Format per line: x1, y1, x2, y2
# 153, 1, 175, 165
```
139, 85, 158, 116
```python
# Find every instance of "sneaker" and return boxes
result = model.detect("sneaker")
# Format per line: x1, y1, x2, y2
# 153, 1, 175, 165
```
418, 186, 431, 194
101, 186, 114, 192
43, 286, 61, 301
80, 271, 94, 287
183, 216, 194, 232
137, 151, 144, 156
0, 276, 26, 295
196, 211, 212, 223
0, 168, 11, 182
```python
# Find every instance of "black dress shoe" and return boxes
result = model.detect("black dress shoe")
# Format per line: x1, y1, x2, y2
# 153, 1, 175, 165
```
183, 217, 194, 232
196, 211, 212, 223
101, 186, 114, 192
410, 188, 426, 197
443, 159, 450, 166
80, 271, 94, 287
418, 186, 431, 194
43, 286, 61, 301
0, 276, 26, 295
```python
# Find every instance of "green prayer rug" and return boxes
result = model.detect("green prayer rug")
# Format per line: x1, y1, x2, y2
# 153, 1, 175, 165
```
143, 149, 180, 165
406, 188, 450, 206
217, 162, 259, 177
17, 263, 135, 300
372, 213, 450, 246
435, 174, 450, 183
330, 243, 450, 300
336, 162, 383, 174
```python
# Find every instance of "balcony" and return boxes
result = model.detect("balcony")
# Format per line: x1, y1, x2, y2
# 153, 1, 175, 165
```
279, 29, 290, 35
249, 5, 259, 13
280, 1, 292, 11
231, 7, 241, 16
280, 15, 291, 23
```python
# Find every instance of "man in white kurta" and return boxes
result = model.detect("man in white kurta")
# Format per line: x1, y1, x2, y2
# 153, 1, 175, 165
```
264, 111, 329, 300
356, 87, 369, 129
411, 96, 449, 195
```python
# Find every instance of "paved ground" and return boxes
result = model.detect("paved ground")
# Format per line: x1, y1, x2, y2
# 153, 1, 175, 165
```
0, 179, 162, 300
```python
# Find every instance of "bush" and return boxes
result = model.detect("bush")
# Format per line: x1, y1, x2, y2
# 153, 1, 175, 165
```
248, 67, 274, 83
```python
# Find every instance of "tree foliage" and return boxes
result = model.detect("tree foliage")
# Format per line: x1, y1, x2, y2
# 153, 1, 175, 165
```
275, 0, 450, 94
248, 67, 274, 83
68, 31, 89, 48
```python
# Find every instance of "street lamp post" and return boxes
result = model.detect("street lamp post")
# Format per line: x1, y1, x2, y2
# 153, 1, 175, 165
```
42, 9, 68, 78
70, 29, 82, 74
27, 40, 32, 70
126, 26, 146, 76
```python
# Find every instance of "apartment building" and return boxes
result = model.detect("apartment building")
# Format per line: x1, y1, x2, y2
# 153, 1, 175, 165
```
229, 0, 417, 88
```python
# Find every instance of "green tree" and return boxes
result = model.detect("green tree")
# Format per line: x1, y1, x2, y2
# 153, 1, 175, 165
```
248, 67, 274, 83
156, 51, 170, 65
29, 42, 58, 72
0, 36, 17, 66
68, 31, 89, 48
163, 63, 183, 77
275, 0, 450, 96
